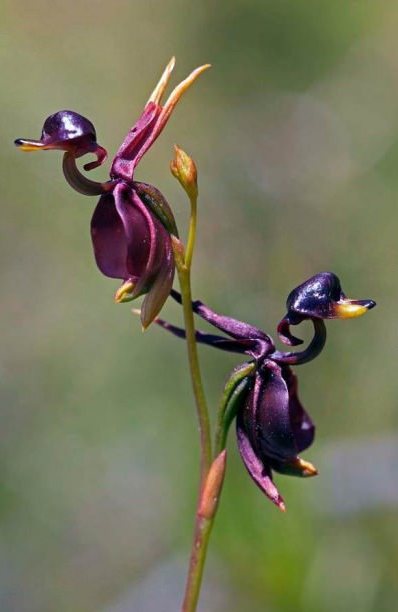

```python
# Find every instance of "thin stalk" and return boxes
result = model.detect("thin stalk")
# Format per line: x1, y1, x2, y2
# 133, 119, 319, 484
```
170, 184, 217, 612
176, 263, 212, 484
185, 190, 197, 270
176, 260, 215, 612
182, 515, 214, 612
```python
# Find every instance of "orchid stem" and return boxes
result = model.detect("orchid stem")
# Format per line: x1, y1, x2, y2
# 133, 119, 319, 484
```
171, 188, 217, 612
185, 192, 197, 271
176, 262, 215, 612
176, 262, 212, 484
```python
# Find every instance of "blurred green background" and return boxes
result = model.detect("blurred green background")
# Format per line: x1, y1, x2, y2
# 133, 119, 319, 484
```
1, 1, 397, 611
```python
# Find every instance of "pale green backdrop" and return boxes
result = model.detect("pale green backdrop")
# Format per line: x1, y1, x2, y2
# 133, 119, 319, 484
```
1, 2, 397, 611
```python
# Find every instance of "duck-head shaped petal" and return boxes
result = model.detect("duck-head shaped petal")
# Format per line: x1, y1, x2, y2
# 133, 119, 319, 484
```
277, 272, 376, 346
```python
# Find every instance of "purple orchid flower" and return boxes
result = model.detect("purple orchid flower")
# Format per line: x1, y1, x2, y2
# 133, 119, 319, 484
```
156, 273, 375, 510
15, 58, 209, 327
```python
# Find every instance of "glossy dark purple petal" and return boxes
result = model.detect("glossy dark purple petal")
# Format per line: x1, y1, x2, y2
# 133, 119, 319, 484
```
236, 409, 285, 510
248, 363, 297, 462
169, 290, 274, 360
113, 183, 159, 292
154, 317, 259, 355
41, 110, 97, 147
283, 366, 315, 452
91, 192, 129, 279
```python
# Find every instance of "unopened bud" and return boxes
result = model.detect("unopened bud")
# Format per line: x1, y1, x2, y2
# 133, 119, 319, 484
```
198, 450, 227, 520
170, 145, 198, 200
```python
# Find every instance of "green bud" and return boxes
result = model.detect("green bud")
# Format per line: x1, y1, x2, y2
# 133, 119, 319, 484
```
170, 145, 198, 200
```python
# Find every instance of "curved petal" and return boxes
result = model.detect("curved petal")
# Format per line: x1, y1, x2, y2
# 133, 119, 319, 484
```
283, 366, 315, 453
236, 410, 285, 511
90, 193, 129, 279
113, 183, 158, 289
250, 363, 298, 462
140, 237, 175, 328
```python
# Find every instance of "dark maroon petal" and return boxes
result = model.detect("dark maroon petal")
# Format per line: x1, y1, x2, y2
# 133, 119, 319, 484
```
113, 184, 168, 296
236, 410, 285, 511
155, 317, 258, 354
283, 366, 315, 453
249, 363, 298, 462
169, 290, 274, 360
110, 103, 161, 181
90, 193, 129, 279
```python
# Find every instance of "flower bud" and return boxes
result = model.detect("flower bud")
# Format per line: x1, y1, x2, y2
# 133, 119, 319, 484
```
198, 450, 227, 520
170, 145, 198, 200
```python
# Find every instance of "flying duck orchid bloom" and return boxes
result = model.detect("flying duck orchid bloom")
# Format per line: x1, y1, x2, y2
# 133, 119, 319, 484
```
155, 273, 375, 509
15, 58, 210, 327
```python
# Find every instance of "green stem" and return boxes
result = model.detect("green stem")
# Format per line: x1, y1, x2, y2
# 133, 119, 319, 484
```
182, 516, 214, 612
176, 260, 214, 612
171, 184, 215, 611
185, 192, 197, 271
177, 263, 212, 484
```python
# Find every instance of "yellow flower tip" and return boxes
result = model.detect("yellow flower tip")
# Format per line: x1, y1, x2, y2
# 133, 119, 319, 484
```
114, 280, 135, 303
334, 299, 375, 319
278, 500, 287, 513
147, 56, 176, 106
295, 457, 318, 477
14, 138, 47, 152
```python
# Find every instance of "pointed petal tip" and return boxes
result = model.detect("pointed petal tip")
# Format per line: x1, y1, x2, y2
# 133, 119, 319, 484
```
163, 63, 211, 112
277, 498, 286, 512
14, 138, 46, 151
147, 56, 176, 105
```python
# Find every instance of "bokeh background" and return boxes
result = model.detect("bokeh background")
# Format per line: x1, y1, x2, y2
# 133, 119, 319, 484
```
1, 1, 397, 611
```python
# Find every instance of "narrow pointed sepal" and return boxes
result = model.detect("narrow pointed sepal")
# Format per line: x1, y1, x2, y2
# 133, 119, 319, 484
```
236, 412, 286, 511
140, 248, 175, 329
